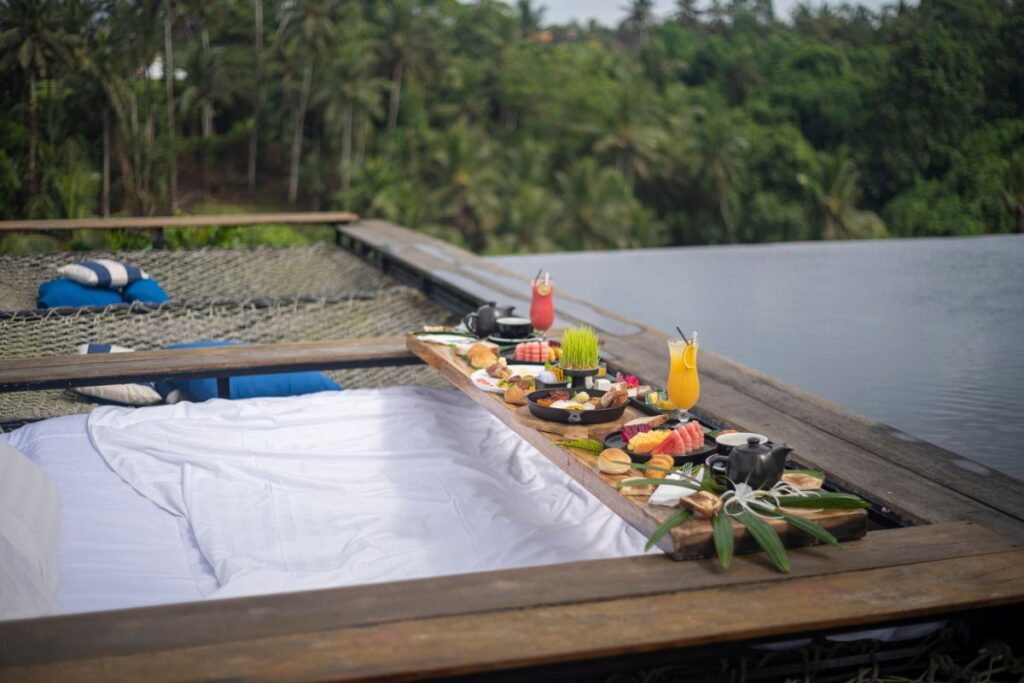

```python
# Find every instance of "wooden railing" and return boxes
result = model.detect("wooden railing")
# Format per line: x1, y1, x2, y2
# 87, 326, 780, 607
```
0, 212, 358, 232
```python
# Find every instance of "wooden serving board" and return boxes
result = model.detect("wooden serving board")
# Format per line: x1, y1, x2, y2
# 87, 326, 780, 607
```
408, 335, 868, 560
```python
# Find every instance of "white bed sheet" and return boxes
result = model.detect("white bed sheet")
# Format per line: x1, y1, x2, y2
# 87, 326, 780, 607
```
88, 387, 654, 600
5, 415, 218, 615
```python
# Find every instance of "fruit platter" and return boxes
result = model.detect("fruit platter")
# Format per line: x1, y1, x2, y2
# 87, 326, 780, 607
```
526, 386, 629, 424
602, 414, 716, 464
502, 340, 561, 365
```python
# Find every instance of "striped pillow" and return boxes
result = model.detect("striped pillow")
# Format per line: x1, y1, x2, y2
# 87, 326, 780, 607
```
58, 260, 150, 289
71, 343, 163, 406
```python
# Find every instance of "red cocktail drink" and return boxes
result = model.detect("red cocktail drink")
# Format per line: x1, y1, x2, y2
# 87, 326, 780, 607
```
530, 277, 554, 332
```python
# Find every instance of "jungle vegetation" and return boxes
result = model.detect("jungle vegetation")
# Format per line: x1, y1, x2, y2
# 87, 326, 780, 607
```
1, 0, 1022, 253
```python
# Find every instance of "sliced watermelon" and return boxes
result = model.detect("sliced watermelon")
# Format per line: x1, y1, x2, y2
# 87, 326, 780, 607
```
676, 425, 694, 452
688, 421, 704, 450
652, 430, 685, 456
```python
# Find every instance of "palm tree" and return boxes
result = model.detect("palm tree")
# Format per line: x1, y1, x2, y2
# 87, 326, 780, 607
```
556, 157, 634, 250
179, 43, 235, 195
279, 0, 340, 204
690, 109, 747, 242
162, 0, 179, 212
247, 0, 263, 188
316, 15, 385, 201
429, 121, 501, 253
0, 0, 75, 197
593, 77, 664, 190
516, 0, 545, 38
676, 0, 700, 27
1003, 150, 1024, 234
375, 0, 435, 136
798, 148, 886, 240
621, 0, 656, 45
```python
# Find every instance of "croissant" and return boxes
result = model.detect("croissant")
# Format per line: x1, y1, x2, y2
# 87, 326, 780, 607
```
467, 342, 498, 369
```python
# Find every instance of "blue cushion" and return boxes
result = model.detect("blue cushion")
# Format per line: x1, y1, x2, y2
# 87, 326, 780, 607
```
58, 259, 149, 288
155, 341, 343, 402
38, 279, 124, 309
124, 279, 171, 304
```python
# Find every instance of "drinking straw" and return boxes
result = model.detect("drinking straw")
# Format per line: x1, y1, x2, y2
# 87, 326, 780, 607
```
675, 326, 690, 344
534, 268, 543, 284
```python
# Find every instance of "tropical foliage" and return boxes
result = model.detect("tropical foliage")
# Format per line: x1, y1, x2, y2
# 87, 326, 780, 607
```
1, 0, 1022, 253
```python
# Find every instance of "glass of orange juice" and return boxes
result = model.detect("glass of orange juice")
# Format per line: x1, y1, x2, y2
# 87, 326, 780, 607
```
667, 336, 700, 414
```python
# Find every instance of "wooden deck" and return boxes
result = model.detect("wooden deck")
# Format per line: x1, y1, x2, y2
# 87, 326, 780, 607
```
340, 220, 1024, 545
1, 215, 1024, 680
2, 522, 1021, 682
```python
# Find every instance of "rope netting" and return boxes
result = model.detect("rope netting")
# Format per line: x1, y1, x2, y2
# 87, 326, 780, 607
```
0, 263, 459, 423
0, 243, 396, 311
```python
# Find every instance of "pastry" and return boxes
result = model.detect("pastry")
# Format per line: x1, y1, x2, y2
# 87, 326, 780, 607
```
781, 472, 824, 490
646, 454, 674, 480
624, 414, 669, 429
504, 384, 527, 405
597, 448, 632, 475
467, 342, 498, 369
598, 387, 628, 409
679, 491, 723, 518
620, 477, 654, 497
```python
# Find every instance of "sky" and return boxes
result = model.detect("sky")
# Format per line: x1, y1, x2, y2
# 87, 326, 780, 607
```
543, 0, 898, 26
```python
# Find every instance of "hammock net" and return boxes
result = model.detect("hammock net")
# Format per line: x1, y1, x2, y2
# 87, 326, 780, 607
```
0, 244, 457, 424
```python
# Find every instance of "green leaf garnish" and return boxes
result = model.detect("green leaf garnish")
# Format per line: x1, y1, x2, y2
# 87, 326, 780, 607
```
776, 493, 870, 509
778, 512, 840, 548
736, 510, 790, 573
645, 509, 691, 551
712, 512, 734, 569
552, 438, 604, 453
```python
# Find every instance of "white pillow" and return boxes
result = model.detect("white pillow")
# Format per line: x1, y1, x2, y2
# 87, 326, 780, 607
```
72, 343, 163, 407
58, 260, 150, 289
0, 440, 60, 620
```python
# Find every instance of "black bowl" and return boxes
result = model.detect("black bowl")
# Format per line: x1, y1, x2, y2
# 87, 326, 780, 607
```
525, 388, 627, 424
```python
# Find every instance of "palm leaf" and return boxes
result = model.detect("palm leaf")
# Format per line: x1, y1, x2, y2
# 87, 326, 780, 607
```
712, 512, 734, 569
736, 510, 790, 572
776, 493, 869, 509
779, 512, 840, 548
645, 509, 691, 551
618, 478, 697, 489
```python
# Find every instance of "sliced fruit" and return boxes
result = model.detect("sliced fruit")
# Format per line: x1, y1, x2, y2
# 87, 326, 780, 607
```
651, 430, 685, 456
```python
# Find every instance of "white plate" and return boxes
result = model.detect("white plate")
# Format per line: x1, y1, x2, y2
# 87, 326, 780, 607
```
415, 333, 479, 346
470, 365, 543, 394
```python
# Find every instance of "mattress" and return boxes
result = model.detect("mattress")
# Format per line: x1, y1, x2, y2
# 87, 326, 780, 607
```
4, 388, 653, 614
5, 415, 219, 615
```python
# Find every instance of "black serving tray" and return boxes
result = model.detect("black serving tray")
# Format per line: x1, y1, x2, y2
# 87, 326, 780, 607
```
602, 419, 717, 465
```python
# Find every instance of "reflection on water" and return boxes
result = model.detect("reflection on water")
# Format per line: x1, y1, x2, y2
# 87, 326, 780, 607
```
491, 235, 1024, 479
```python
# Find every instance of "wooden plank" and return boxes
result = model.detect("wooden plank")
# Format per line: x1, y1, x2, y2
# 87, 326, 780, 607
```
408, 334, 867, 559
6, 547, 1023, 682
0, 522, 1005, 670
342, 221, 1024, 543
0, 212, 358, 231
0, 338, 418, 392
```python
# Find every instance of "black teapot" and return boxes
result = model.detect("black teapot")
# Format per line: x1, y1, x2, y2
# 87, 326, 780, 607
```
706, 437, 793, 490
463, 302, 515, 338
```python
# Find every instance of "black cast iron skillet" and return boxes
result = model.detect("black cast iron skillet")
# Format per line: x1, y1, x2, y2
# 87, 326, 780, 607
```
525, 388, 628, 425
